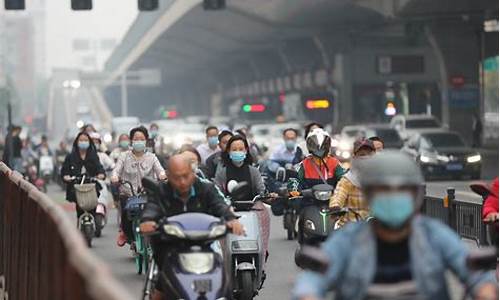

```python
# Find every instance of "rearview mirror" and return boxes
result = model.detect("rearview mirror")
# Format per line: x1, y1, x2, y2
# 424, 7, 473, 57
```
295, 246, 330, 273
141, 176, 160, 195
229, 181, 252, 202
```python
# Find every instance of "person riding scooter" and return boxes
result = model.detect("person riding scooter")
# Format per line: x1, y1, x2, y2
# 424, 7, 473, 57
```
329, 139, 376, 228
293, 151, 498, 300
296, 128, 345, 190
139, 154, 245, 300
61, 132, 105, 219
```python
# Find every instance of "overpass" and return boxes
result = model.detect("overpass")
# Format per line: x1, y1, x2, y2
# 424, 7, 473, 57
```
103, 0, 498, 141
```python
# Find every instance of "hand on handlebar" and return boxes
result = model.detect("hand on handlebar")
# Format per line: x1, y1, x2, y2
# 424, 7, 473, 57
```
140, 221, 158, 234
483, 212, 499, 223
110, 175, 120, 184
227, 219, 245, 236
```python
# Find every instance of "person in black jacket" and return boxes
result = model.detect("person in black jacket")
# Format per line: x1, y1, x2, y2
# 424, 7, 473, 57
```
140, 154, 244, 300
61, 131, 105, 218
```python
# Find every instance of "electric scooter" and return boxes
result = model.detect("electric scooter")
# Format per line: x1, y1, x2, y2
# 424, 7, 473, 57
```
226, 181, 270, 300
72, 175, 99, 247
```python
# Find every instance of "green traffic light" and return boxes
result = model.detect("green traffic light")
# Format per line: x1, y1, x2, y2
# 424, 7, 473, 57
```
242, 104, 251, 112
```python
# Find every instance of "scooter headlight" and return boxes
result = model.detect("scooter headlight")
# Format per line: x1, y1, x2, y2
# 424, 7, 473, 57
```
209, 224, 227, 238
231, 240, 258, 252
304, 219, 316, 231
314, 190, 332, 201
179, 252, 214, 274
162, 224, 186, 238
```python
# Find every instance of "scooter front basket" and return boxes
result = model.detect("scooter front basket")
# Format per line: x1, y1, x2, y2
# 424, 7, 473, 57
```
74, 183, 98, 211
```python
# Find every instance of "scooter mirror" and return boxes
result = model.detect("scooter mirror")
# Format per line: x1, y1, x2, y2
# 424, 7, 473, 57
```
141, 177, 160, 195
229, 181, 252, 202
227, 180, 239, 193
296, 246, 330, 274
276, 167, 287, 183
466, 247, 498, 271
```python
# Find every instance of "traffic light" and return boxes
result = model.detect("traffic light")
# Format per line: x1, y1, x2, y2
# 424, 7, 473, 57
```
306, 99, 330, 109
161, 110, 178, 119
72, 0, 92, 10
203, 0, 225, 10
4, 0, 24, 10
138, 0, 158, 11
242, 104, 266, 113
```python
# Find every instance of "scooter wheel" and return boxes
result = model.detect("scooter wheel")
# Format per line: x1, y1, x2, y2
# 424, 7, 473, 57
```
83, 225, 93, 247
95, 215, 103, 238
239, 270, 254, 300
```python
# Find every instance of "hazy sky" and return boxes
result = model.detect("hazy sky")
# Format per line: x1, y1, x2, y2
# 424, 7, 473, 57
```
45, 0, 138, 74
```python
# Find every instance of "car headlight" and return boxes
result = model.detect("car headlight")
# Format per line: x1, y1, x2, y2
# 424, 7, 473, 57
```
103, 133, 112, 144
178, 252, 214, 274
304, 219, 316, 231
314, 190, 332, 201
467, 154, 481, 163
341, 151, 351, 160
338, 140, 350, 151
331, 139, 339, 148
163, 224, 185, 238
209, 224, 227, 238
231, 240, 258, 252
437, 155, 450, 162
419, 155, 437, 163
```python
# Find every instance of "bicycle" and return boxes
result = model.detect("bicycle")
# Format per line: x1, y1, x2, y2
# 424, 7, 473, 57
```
120, 180, 152, 275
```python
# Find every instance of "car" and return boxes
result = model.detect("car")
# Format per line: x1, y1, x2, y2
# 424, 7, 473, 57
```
401, 129, 481, 180
339, 124, 404, 150
251, 122, 303, 156
390, 114, 442, 141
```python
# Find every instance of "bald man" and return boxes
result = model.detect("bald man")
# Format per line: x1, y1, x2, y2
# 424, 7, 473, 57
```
140, 155, 244, 299
141, 155, 243, 232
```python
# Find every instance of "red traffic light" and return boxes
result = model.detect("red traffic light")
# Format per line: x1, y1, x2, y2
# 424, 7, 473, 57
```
242, 104, 266, 112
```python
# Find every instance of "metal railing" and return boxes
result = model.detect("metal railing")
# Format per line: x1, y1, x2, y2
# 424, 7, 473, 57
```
0, 162, 133, 300
422, 187, 489, 247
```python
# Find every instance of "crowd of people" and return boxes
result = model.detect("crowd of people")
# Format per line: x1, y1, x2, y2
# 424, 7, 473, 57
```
1, 120, 498, 300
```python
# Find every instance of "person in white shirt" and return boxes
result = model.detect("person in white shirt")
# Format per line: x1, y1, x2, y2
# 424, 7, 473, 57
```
196, 125, 220, 164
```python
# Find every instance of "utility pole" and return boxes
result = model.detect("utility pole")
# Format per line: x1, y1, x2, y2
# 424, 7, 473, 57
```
121, 72, 128, 117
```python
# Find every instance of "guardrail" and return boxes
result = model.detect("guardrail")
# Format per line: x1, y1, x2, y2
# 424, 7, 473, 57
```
0, 162, 133, 300
422, 187, 490, 247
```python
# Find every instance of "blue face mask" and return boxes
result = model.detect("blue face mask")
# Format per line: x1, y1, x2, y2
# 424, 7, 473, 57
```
229, 151, 246, 163
132, 141, 146, 152
285, 140, 297, 151
78, 141, 90, 150
150, 130, 158, 138
208, 136, 219, 146
371, 192, 414, 228
119, 140, 129, 149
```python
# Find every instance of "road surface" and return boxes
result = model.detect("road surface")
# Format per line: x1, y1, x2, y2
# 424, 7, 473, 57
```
48, 179, 482, 300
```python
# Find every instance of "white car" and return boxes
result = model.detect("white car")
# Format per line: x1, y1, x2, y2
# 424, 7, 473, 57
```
251, 122, 303, 156
390, 114, 442, 141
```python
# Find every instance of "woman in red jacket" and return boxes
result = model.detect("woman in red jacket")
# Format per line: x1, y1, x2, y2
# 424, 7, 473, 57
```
482, 177, 499, 222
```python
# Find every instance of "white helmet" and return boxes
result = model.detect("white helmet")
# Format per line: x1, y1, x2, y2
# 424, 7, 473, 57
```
306, 128, 331, 158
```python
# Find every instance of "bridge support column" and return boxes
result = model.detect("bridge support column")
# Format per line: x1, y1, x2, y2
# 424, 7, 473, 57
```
333, 53, 354, 130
